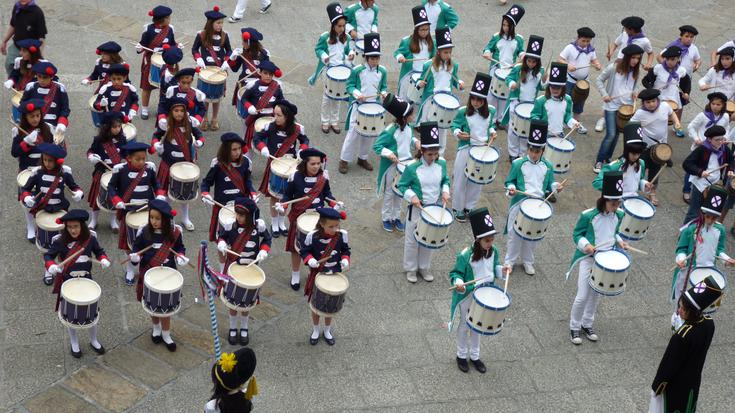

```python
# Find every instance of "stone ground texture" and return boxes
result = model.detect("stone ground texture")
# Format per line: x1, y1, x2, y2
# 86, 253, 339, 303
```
1, 0, 735, 412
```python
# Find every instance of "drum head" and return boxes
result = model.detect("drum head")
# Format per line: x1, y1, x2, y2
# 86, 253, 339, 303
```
218, 206, 236, 226
548, 137, 576, 151
576, 79, 590, 89
200, 67, 228, 83
327, 65, 351, 80
355, 39, 364, 51
315, 273, 349, 294
36, 210, 66, 231
254, 116, 275, 132
473, 286, 510, 310
60, 278, 102, 306
665, 100, 679, 111
17, 168, 32, 187
271, 156, 299, 176
126, 210, 149, 229
595, 250, 630, 271
100, 171, 113, 187
653, 144, 672, 161
618, 105, 634, 116
494, 67, 512, 79
169, 162, 200, 181
122, 123, 137, 141
514, 103, 533, 118
227, 263, 266, 288
297, 211, 320, 233
422, 205, 453, 225
358, 102, 385, 115
88, 95, 100, 111
689, 267, 726, 289
519, 198, 553, 219
144, 266, 184, 293
469, 146, 499, 162
623, 197, 655, 218
432, 92, 460, 109
151, 53, 164, 65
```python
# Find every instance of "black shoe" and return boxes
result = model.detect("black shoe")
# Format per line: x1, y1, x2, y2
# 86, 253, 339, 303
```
125, 277, 135, 286
324, 333, 335, 346
90, 343, 106, 355
456, 357, 469, 373
271, 230, 280, 238
43, 276, 53, 286
581, 326, 599, 342
28, 236, 35, 244
151, 334, 163, 344
290, 282, 300, 291
309, 335, 319, 345
227, 329, 238, 345
470, 359, 487, 374
547, 193, 557, 203
164, 340, 177, 352
239, 329, 249, 346
71, 347, 82, 358
259, 2, 272, 13
280, 228, 288, 236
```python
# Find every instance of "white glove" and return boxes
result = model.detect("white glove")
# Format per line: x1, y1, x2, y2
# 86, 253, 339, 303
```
341, 258, 349, 270
135, 44, 143, 53
176, 255, 189, 266
217, 240, 228, 253
72, 190, 83, 202
48, 264, 62, 274
88, 153, 102, 164
154, 141, 164, 154
256, 218, 266, 232
99, 96, 109, 108
23, 130, 39, 145
202, 193, 215, 206
157, 117, 168, 130
194, 139, 204, 148
115, 201, 125, 210
256, 249, 268, 262
260, 147, 270, 157
189, 116, 201, 128
155, 194, 167, 201
129, 252, 140, 264
196, 57, 206, 68
307, 258, 319, 268
81, 78, 90, 86
230, 48, 242, 59
247, 105, 258, 115
55, 123, 66, 134
4, 79, 14, 89
333, 201, 344, 211
220, 62, 230, 71
153, 47, 163, 53
99, 258, 111, 268
128, 109, 137, 120
23, 195, 35, 208
274, 202, 285, 214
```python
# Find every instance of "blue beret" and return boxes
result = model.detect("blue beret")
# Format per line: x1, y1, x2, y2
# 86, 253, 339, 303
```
97, 41, 122, 54
299, 147, 326, 160
234, 197, 259, 220
258, 60, 278, 74
100, 111, 125, 125
162, 46, 183, 64
148, 199, 176, 218
205, 6, 227, 20
19, 98, 45, 114
32, 61, 57, 76
241, 27, 264, 42
38, 143, 67, 159
60, 209, 89, 223
316, 207, 344, 220
276, 99, 297, 116
122, 141, 150, 154
220, 132, 244, 144
150, 5, 173, 19
16, 38, 42, 51
174, 67, 197, 80
108, 63, 130, 75
166, 96, 189, 111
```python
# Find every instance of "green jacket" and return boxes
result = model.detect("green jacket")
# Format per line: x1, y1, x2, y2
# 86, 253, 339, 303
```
592, 159, 647, 193
308, 32, 353, 86
393, 35, 436, 94
671, 222, 727, 300
482, 33, 524, 63
343, 2, 379, 35
501, 64, 545, 125
531, 95, 574, 129
373, 123, 415, 195
503, 156, 556, 233
450, 106, 497, 150
415, 60, 460, 121
396, 158, 450, 203
421, 0, 460, 30
344, 64, 389, 130
447, 245, 501, 331
567, 208, 625, 274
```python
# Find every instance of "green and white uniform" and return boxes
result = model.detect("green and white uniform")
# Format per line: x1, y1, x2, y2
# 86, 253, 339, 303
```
672, 221, 730, 306
482, 32, 524, 124
422, 0, 459, 32
373, 123, 417, 221
592, 159, 648, 198
531, 94, 576, 137
393, 35, 435, 99
310, 31, 354, 127
339, 63, 388, 162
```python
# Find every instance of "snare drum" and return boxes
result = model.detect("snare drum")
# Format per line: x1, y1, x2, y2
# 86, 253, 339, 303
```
254, 116, 274, 133
616, 105, 634, 129
726, 100, 735, 114
620, 196, 656, 241
125, 210, 148, 250
571, 79, 590, 105
142, 266, 184, 316
16, 168, 32, 204
324, 65, 351, 101
221, 262, 266, 310
89, 96, 102, 128
197, 67, 228, 101
296, 210, 320, 253
35, 210, 66, 252
168, 162, 201, 202
465, 146, 500, 184
58, 278, 101, 329
11, 92, 21, 123
391, 160, 415, 197
413, 205, 453, 249
407, 71, 423, 104
491, 67, 512, 99
236, 86, 248, 119
589, 249, 631, 296
512, 198, 553, 241
148, 53, 164, 88
310, 273, 350, 317
97, 171, 114, 212
426, 92, 460, 129
665, 100, 679, 125
356, 102, 386, 137
217, 205, 236, 234
511, 102, 534, 137
466, 285, 511, 336
122, 122, 137, 141
650, 143, 672, 165
268, 157, 299, 199
545, 137, 576, 174
688, 267, 727, 314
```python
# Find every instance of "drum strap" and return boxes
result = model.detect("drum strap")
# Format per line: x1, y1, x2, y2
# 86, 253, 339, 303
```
41, 82, 58, 115
219, 163, 247, 194
288, 174, 326, 221
304, 233, 341, 297
224, 225, 254, 270
172, 127, 193, 162
111, 86, 130, 112
53, 238, 92, 311
260, 126, 302, 195
102, 141, 122, 165
205, 42, 223, 67
256, 81, 279, 111
30, 171, 62, 215
149, 26, 170, 50
115, 168, 146, 223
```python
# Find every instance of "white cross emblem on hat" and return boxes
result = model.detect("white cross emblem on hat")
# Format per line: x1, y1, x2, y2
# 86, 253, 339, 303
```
475, 80, 485, 90
372, 39, 380, 49
431, 127, 439, 139
637, 127, 644, 138
484, 214, 493, 226
336, 5, 342, 13
531, 41, 540, 52
532, 129, 541, 139
510, 7, 518, 15
694, 282, 706, 294
551, 67, 560, 78
419, 9, 427, 18
616, 179, 623, 191
444, 31, 452, 42
712, 195, 722, 208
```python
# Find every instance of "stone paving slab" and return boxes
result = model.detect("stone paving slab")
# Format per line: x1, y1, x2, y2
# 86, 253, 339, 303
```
62, 364, 146, 412
99, 345, 178, 390
22, 385, 103, 413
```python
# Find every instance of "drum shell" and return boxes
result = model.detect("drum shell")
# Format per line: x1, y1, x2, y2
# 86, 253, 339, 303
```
728, 177, 735, 197
616, 105, 634, 129
122, 123, 137, 141
619, 197, 656, 241
490, 67, 511, 99
197, 68, 227, 101
353, 39, 365, 65
148, 54, 164, 87
391, 162, 407, 197
413, 205, 453, 249
222, 263, 266, 309
545, 137, 576, 174
571, 79, 590, 105
309, 273, 349, 316
35, 210, 66, 252
464, 146, 500, 184
59, 278, 101, 327
295, 211, 319, 253
60, 298, 99, 326
512, 198, 553, 241
97, 171, 114, 212
727, 100, 735, 114
465, 285, 511, 336
89, 96, 102, 128
688, 267, 727, 314
588, 250, 631, 296
168, 162, 201, 202
426, 92, 460, 129
511, 102, 534, 137
143, 267, 184, 316
355, 103, 386, 137
650, 143, 672, 165
665, 100, 679, 125
237, 86, 248, 119
16, 168, 33, 205
406, 71, 423, 104
324, 65, 351, 101
125, 210, 148, 250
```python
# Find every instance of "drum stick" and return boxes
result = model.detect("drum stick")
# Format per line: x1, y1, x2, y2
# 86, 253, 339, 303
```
211, 199, 235, 213
404, 57, 429, 62
245, 257, 261, 267
123, 201, 147, 207
119, 245, 154, 265
98, 161, 114, 172
237, 71, 260, 86
503, 266, 511, 294
704, 163, 728, 175
53, 131, 65, 145
562, 124, 578, 141
163, 245, 196, 269
236, 54, 259, 72
130, 42, 159, 54
8, 119, 30, 135
505, 188, 539, 198
58, 248, 85, 267
669, 254, 692, 272
625, 245, 649, 255
276, 196, 310, 208
135, 203, 150, 213
417, 204, 441, 224
447, 275, 493, 291
650, 167, 667, 184
223, 248, 242, 258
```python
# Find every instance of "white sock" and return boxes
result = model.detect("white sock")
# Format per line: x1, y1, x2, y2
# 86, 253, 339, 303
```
68, 328, 80, 352
240, 314, 249, 330
181, 204, 191, 224
229, 314, 238, 330
89, 211, 99, 229
25, 211, 36, 238
161, 330, 174, 344
219, 262, 225, 272
43, 269, 52, 281
278, 214, 287, 230
141, 106, 149, 115
125, 263, 135, 281
110, 215, 119, 229
89, 324, 101, 348
271, 218, 279, 232
324, 325, 333, 340
291, 271, 300, 285
152, 323, 162, 337
311, 324, 320, 339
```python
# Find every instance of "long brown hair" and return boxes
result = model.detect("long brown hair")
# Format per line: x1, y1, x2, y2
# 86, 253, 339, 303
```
20, 113, 53, 142
19, 49, 44, 77
409, 27, 433, 54
328, 18, 347, 45
466, 96, 490, 118
61, 221, 91, 245
714, 56, 735, 77
520, 57, 541, 84
296, 156, 324, 176
616, 53, 641, 80
276, 103, 297, 136
243, 40, 264, 60
164, 110, 193, 143
105, 53, 124, 64
216, 140, 243, 165
471, 239, 493, 262
143, 213, 176, 243
97, 119, 124, 143
432, 52, 452, 71
201, 20, 226, 49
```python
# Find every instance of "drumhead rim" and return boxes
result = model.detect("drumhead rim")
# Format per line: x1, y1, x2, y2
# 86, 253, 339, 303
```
547, 137, 576, 151
125, 210, 149, 227
143, 266, 184, 293
36, 210, 66, 230
315, 273, 349, 294
227, 263, 267, 288
518, 198, 553, 218
513, 102, 534, 117
468, 145, 500, 163
622, 196, 656, 219
688, 266, 727, 288
472, 285, 512, 310
60, 278, 102, 305
593, 249, 631, 272
420, 205, 454, 226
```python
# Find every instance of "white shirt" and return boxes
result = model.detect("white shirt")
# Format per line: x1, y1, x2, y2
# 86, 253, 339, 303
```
412, 40, 430, 72
327, 39, 348, 66
467, 112, 490, 142
432, 62, 452, 92
630, 103, 673, 145
469, 251, 503, 281
352, 7, 376, 36
698, 67, 735, 100
520, 159, 548, 197
497, 36, 519, 66
687, 111, 730, 148
358, 65, 381, 99
424, 2, 441, 33
586, 212, 619, 250
621, 164, 642, 197
615, 32, 653, 59
403, 158, 448, 204
675, 224, 730, 266
394, 126, 413, 159
603, 71, 636, 112
652, 63, 688, 105
689, 151, 722, 192
543, 97, 569, 135
518, 72, 542, 102
559, 43, 597, 81
661, 44, 700, 75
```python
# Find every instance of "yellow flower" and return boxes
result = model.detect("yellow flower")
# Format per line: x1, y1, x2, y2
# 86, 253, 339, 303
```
218, 352, 238, 373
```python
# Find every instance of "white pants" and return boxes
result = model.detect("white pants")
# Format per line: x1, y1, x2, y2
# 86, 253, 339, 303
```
403, 206, 434, 271
320, 94, 343, 126
456, 297, 480, 360
340, 105, 372, 162
487, 94, 507, 125
232, 0, 270, 18
380, 165, 402, 221
504, 204, 536, 265
452, 147, 483, 212
569, 257, 602, 330
25, 210, 36, 237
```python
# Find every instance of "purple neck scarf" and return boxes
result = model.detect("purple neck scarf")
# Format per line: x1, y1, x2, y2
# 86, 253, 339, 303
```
14, 1, 36, 14
571, 40, 595, 59
627, 31, 646, 45
703, 139, 725, 165
668, 39, 691, 59
665, 61, 681, 83
704, 110, 724, 128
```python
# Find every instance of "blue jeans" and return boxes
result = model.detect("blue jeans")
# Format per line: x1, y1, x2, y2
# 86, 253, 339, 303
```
566, 81, 584, 114
683, 186, 704, 224
683, 173, 692, 193
596, 110, 619, 163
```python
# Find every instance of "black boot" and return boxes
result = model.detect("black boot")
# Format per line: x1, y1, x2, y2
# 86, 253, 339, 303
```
456, 357, 469, 373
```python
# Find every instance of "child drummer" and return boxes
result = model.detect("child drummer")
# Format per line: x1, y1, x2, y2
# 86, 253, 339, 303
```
504, 120, 563, 276
530, 62, 579, 141
240, 60, 284, 150
93, 63, 139, 121
567, 171, 630, 345
157, 68, 207, 129
45, 210, 111, 358
592, 122, 652, 198
394, 6, 434, 102
21, 62, 70, 135
135, 5, 177, 120
448, 207, 509, 374
300, 207, 351, 346
216, 197, 271, 346
396, 122, 451, 284
558, 27, 602, 134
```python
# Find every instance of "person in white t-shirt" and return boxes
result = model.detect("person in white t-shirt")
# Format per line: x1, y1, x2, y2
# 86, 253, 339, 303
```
559, 27, 601, 134
643, 47, 691, 137
658, 25, 701, 137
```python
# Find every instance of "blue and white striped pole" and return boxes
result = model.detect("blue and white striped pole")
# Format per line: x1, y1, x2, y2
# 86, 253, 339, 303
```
199, 241, 222, 359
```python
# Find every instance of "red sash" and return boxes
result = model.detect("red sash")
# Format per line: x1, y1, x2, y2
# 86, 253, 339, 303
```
116, 169, 146, 250
137, 229, 180, 301
256, 81, 279, 110
30, 172, 62, 215
19, 70, 33, 90
224, 226, 254, 270
304, 234, 341, 298
172, 127, 193, 162
53, 238, 92, 311
149, 26, 170, 50
258, 126, 301, 196
285, 174, 326, 252
41, 83, 59, 115
206, 47, 222, 67
140, 26, 170, 90
218, 163, 247, 194
111, 86, 130, 112
88, 169, 103, 210
102, 142, 122, 165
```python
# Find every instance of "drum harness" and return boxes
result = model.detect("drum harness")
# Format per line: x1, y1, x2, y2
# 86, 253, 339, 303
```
53, 238, 92, 311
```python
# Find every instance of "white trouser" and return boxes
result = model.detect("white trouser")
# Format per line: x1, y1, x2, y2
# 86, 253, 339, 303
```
569, 257, 602, 330
451, 147, 483, 212
456, 297, 480, 360
380, 165, 402, 221
504, 204, 536, 265
340, 104, 372, 161
403, 206, 434, 271
672, 268, 689, 312
320, 94, 343, 126
488, 93, 507, 124
398, 73, 411, 101
232, 0, 270, 18
25, 210, 36, 237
